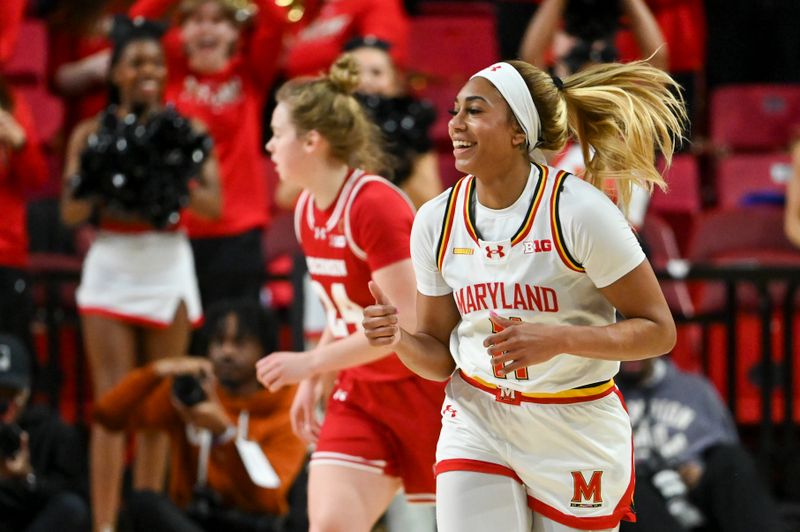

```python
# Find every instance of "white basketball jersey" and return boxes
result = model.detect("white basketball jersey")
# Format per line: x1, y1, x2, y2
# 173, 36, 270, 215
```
411, 163, 646, 394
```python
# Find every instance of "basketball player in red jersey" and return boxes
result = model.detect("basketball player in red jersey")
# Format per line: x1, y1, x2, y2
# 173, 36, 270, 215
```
256, 54, 444, 532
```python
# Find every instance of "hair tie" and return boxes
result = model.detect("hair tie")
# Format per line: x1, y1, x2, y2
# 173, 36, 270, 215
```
551, 75, 565, 91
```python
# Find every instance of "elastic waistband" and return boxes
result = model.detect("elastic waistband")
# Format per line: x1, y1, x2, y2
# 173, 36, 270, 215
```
458, 370, 615, 405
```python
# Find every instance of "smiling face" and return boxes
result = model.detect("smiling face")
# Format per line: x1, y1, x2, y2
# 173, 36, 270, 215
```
351, 46, 399, 97
266, 102, 312, 185
448, 77, 528, 178
111, 39, 166, 108
181, 0, 240, 72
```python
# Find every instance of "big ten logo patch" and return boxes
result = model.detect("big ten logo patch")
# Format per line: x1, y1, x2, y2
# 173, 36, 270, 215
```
442, 404, 458, 418
332, 389, 348, 402
570, 471, 604, 508
522, 239, 552, 255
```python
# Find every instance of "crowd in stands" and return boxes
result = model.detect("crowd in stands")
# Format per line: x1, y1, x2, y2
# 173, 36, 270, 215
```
0, 0, 800, 531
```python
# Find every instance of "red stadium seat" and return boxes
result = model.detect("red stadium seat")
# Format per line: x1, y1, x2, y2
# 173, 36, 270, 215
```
710, 84, 800, 152
715, 152, 791, 209
3, 20, 47, 84
408, 9, 499, 149
650, 154, 702, 254
652, 154, 702, 214
686, 207, 800, 423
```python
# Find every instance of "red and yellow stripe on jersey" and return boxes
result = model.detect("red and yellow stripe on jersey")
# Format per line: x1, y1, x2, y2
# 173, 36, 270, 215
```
436, 177, 467, 271
550, 170, 586, 273
462, 164, 548, 246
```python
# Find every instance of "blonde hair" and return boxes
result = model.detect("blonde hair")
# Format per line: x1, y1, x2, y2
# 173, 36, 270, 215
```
276, 54, 389, 174
507, 59, 687, 211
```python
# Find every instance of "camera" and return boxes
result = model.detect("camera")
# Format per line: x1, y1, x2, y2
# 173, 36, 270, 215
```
0, 422, 22, 458
172, 374, 207, 407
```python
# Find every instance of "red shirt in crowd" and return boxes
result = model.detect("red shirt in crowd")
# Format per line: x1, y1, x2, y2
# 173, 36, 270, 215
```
0, 91, 48, 268
283, 0, 408, 79
0, 0, 26, 66
295, 169, 416, 381
47, 2, 133, 136
130, 0, 286, 238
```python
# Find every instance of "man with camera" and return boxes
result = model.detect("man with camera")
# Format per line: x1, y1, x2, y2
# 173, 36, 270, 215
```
0, 334, 89, 532
617, 357, 784, 532
94, 300, 307, 532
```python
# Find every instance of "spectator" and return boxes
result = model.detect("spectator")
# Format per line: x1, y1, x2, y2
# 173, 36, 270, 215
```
0, 0, 27, 66
0, 77, 48, 360
519, 0, 668, 228
617, 357, 784, 532
129, 0, 287, 310
0, 334, 89, 532
61, 18, 221, 532
47, 1, 132, 138
617, 0, 705, 131
274, 39, 441, 211
282, 0, 409, 80
94, 299, 307, 532
519, 0, 668, 79
347, 37, 441, 209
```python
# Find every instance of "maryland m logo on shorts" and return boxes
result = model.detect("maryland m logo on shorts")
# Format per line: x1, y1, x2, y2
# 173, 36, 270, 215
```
570, 470, 604, 508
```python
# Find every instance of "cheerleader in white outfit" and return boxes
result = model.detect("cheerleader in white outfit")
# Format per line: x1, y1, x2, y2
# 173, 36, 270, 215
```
363, 59, 686, 532
60, 20, 220, 532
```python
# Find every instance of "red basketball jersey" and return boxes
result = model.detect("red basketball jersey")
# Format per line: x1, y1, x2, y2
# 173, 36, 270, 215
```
295, 168, 416, 381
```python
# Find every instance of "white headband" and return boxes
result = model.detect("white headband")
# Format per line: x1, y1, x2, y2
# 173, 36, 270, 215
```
470, 62, 546, 164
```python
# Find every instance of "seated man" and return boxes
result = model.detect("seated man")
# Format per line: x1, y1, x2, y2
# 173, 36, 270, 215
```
94, 300, 307, 532
617, 357, 784, 532
0, 334, 89, 532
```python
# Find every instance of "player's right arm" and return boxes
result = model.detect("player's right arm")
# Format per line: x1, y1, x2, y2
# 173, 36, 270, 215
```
363, 192, 459, 381
365, 283, 458, 381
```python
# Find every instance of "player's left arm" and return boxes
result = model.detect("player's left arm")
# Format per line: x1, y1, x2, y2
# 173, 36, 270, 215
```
486, 260, 675, 373
485, 183, 675, 373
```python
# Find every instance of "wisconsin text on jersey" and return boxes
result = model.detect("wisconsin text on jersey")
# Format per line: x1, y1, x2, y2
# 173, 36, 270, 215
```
454, 282, 559, 315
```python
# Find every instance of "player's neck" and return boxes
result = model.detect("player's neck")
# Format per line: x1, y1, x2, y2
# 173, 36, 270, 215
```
309, 162, 350, 211
474, 156, 531, 210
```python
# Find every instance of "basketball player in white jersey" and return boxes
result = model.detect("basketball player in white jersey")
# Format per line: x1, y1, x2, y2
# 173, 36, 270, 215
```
363, 59, 686, 532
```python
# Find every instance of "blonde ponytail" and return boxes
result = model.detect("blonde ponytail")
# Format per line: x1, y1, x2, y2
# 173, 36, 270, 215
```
562, 60, 687, 209
276, 53, 389, 175
507, 60, 687, 212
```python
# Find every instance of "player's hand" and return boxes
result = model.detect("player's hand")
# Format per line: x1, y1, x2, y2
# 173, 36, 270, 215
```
483, 311, 565, 374
256, 351, 311, 392
362, 281, 401, 347
290, 378, 322, 444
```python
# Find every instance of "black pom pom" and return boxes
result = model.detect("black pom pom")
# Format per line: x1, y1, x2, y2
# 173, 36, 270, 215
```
355, 93, 436, 185
75, 106, 213, 228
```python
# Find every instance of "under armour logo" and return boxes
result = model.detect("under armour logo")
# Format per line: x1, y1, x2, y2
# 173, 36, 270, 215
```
490, 65, 502, 71
485, 245, 505, 258
314, 227, 327, 240
332, 389, 348, 402
442, 405, 457, 418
